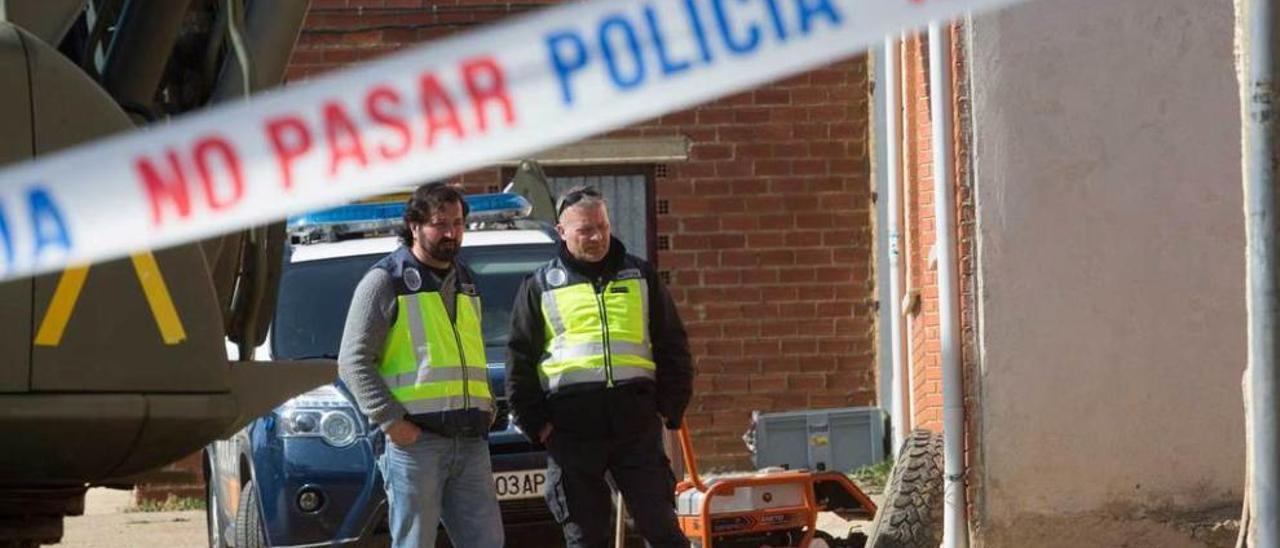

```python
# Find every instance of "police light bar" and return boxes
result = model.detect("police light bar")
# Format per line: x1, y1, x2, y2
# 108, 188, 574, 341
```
465, 193, 533, 223
286, 193, 533, 243
287, 202, 405, 228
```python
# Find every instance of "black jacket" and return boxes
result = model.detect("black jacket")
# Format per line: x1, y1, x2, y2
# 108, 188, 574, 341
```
505, 237, 694, 442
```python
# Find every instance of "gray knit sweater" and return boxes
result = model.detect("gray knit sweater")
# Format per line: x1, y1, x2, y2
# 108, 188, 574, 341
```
337, 268, 404, 430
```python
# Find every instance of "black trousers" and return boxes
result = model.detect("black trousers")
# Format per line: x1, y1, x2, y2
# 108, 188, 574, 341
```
544, 425, 689, 548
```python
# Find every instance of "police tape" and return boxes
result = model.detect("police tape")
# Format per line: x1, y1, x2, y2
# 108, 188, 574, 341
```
0, 0, 1030, 282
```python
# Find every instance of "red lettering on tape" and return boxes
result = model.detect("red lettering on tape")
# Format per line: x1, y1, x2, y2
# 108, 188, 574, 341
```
138, 150, 192, 226
266, 116, 312, 191
324, 101, 370, 177
367, 86, 412, 160
420, 74, 466, 148
193, 137, 244, 212
254, 56, 517, 194
462, 56, 516, 132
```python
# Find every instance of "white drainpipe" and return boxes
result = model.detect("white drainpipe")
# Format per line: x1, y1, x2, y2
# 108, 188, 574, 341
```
883, 36, 910, 453
928, 20, 969, 548
899, 35, 918, 441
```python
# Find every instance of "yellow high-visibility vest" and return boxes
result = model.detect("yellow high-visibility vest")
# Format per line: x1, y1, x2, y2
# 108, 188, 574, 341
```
538, 263, 656, 393
379, 289, 492, 414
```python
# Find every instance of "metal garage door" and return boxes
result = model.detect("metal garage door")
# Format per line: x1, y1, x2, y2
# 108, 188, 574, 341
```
510, 164, 676, 475
545, 170, 653, 261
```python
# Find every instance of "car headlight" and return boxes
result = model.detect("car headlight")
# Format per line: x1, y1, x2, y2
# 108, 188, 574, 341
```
282, 410, 321, 435
280, 386, 361, 447
320, 411, 358, 447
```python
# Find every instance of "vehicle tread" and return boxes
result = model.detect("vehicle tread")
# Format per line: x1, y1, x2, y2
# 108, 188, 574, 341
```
233, 481, 267, 548
865, 430, 944, 548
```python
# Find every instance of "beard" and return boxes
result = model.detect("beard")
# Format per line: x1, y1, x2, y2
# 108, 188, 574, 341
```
426, 239, 459, 262
578, 244, 606, 262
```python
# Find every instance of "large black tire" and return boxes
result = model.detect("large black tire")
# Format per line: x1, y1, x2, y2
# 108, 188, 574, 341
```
234, 481, 267, 548
865, 430, 944, 548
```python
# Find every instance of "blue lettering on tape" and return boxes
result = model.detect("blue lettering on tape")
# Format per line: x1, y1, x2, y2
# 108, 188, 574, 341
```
798, 0, 843, 34
644, 6, 692, 77
0, 186, 74, 274
545, 0, 845, 106
547, 30, 591, 105
684, 0, 715, 64
0, 198, 11, 269
30, 187, 72, 262
713, 0, 761, 55
764, 0, 787, 41
600, 15, 647, 89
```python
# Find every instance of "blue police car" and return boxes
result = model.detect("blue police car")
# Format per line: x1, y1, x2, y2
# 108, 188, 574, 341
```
204, 194, 557, 547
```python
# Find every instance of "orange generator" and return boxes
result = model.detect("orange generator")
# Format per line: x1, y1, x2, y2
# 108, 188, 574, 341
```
675, 425, 878, 548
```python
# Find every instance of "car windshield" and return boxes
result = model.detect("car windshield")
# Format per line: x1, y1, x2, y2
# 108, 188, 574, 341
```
271, 242, 556, 361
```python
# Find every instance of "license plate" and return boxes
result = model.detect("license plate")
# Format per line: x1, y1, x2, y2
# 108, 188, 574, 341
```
493, 469, 546, 501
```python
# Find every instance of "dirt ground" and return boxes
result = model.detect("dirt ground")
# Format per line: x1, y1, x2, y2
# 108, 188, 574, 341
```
60, 489, 205, 548
59, 488, 873, 547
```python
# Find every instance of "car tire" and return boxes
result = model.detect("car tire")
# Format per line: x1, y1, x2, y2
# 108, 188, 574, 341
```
234, 480, 268, 548
204, 455, 227, 548
864, 430, 944, 548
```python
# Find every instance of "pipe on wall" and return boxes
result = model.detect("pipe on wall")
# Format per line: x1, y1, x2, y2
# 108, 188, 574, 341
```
1239, 0, 1280, 544
928, 20, 970, 548
883, 35, 911, 454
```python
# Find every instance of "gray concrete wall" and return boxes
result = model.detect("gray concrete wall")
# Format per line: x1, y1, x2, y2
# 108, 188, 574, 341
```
968, 0, 1244, 544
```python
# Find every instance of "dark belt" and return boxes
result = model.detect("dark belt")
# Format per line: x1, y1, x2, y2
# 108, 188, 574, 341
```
549, 377, 653, 399
407, 409, 491, 439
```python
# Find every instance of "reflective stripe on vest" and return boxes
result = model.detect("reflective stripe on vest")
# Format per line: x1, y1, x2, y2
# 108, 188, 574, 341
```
379, 291, 492, 412
539, 277, 655, 393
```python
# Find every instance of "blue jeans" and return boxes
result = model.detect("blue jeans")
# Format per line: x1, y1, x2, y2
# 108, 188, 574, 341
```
379, 431, 505, 548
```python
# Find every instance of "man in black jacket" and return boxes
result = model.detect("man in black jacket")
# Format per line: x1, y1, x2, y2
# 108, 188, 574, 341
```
506, 186, 694, 548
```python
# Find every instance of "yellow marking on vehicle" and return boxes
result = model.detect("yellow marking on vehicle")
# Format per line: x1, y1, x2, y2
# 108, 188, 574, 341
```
32, 252, 186, 346
130, 253, 187, 344
33, 265, 89, 346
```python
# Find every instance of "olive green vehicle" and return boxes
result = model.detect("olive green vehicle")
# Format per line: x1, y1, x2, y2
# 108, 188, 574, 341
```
0, 1, 336, 545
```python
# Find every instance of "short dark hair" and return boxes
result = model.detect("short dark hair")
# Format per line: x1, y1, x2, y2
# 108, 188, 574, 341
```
555, 185, 605, 220
398, 182, 469, 245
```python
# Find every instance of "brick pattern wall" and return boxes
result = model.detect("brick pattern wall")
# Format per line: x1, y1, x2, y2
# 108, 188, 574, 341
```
902, 35, 943, 432
879, 26, 992, 537
287, 0, 557, 82
295, 0, 877, 470
140, 0, 876, 496
899, 24, 981, 519
900, 27, 977, 438
623, 67, 877, 469
286, 1, 878, 470
134, 452, 205, 504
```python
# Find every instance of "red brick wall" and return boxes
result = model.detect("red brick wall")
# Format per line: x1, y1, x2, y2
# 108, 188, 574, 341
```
142, 0, 876, 500
287, 0, 559, 81
902, 35, 943, 432
284, 0, 876, 470
142, 0, 876, 502
134, 452, 205, 504
628, 68, 876, 469
899, 27, 980, 512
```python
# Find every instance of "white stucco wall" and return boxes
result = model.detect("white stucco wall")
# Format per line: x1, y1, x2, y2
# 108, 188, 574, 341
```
969, 0, 1244, 541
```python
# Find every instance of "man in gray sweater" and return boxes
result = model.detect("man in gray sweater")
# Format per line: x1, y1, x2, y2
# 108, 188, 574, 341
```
338, 183, 503, 548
